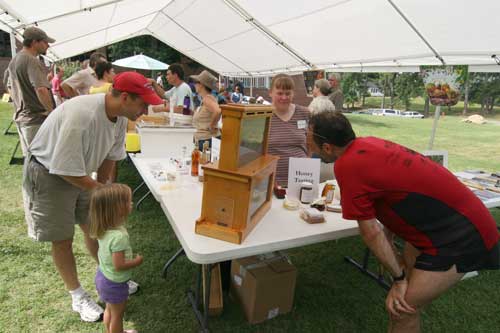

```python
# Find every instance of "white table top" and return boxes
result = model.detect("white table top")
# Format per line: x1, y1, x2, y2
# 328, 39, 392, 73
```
130, 154, 500, 264
130, 154, 359, 264
454, 171, 500, 209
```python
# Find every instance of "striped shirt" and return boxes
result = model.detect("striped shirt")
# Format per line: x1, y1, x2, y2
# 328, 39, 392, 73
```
268, 104, 310, 186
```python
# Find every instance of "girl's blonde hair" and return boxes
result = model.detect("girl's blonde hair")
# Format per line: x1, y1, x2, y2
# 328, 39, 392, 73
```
89, 183, 132, 239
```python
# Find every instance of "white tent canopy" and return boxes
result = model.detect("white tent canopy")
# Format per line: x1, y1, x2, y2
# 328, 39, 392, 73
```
1, 0, 500, 76
112, 54, 169, 70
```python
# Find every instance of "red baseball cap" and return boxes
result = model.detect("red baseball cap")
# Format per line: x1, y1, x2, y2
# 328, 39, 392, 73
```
113, 71, 163, 105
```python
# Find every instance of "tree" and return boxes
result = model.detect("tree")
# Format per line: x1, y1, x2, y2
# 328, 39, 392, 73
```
469, 73, 500, 114
378, 74, 391, 109
454, 65, 469, 115
394, 73, 423, 110
389, 73, 397, 109
341, 73, 363, 109
107, 35, 182, 66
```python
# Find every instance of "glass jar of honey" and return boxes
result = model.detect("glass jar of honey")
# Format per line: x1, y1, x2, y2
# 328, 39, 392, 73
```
322, 181, 336, 204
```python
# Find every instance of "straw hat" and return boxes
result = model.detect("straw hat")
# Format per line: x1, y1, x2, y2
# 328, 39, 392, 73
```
190, 70, 217, 91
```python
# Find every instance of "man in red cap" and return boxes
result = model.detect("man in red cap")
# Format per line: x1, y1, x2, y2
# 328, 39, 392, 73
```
23, 71, 162, 322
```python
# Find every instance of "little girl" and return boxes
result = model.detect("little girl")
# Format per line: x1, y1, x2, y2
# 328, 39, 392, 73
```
90, 183, 143, 333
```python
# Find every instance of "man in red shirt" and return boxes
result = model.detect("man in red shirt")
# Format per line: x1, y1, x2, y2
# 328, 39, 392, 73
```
307, 111, 499, 333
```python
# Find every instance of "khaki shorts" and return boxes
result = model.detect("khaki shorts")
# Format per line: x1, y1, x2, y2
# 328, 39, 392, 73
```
23, 157, 90, 242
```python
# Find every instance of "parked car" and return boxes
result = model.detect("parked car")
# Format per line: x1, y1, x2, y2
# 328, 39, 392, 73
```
403, 111, 424, 119
352, 109, 374, 115
373, 109, 402, 117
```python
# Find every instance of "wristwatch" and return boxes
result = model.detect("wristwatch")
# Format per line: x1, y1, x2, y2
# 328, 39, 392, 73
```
392, 269, 406, 282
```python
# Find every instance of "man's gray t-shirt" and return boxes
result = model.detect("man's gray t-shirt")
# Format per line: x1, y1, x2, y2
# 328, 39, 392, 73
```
8, 50, 50, 125
164, 82, 194, 113
30, 94, 127, 177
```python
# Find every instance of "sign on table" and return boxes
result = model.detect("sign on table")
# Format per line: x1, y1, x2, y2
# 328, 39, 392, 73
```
287, 157, 320, 200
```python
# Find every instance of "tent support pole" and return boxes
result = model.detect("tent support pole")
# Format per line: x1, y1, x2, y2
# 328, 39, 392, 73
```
250, 77, 253, 97
387, 0, 445, 65
427, 105, 441, 150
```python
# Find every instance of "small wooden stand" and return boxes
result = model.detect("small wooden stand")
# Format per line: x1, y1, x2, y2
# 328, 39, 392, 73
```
202, 264, 223, 316
195, 104, 278, 244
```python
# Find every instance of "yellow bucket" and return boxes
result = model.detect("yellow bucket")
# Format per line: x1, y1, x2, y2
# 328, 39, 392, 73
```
125, 133, 140, 152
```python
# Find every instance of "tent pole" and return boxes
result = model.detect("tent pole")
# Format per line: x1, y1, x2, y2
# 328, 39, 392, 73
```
9, 31, 16, 57
427, 105, 441, 150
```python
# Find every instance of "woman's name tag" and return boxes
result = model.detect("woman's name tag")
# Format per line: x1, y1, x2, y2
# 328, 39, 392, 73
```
297, 120, 307, 129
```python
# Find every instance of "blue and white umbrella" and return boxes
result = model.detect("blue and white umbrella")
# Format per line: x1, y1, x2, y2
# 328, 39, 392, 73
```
112, 54, 169, 70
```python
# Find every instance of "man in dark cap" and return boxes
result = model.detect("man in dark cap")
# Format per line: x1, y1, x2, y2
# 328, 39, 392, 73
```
6, 26, 56, 155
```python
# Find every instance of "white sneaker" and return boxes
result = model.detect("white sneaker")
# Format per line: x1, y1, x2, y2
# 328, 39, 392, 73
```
128, 280, 140, 295
72, 292, 104, 322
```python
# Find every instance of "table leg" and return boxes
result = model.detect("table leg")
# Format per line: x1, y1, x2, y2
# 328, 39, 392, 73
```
135, 190, 152, 210
161, 248, 185, 279
187, 263, 213, 332
132, 181, 146, 196
9, 140, 22, 165
4, 119, 15, 135
344, 248, 391, 290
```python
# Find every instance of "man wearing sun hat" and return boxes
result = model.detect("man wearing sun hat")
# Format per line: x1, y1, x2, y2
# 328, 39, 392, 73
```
6, 26, 56, 156
23, 71, 162, 322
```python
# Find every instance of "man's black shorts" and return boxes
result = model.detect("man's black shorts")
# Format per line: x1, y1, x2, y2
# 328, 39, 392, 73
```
414, 241, 500, 273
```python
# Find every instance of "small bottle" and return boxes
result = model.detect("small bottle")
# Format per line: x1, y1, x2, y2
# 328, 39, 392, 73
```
191, 143, 200, 177
299, 182, 314, 204
198, 141, 210, 182
322, 181, 336, 204
183, 95, 191, 115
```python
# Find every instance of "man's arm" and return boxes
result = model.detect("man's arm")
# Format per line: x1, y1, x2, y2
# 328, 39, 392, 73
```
97, 159, 115, 184
173, 104, 184, 113
35, 87, 54, 114
358, 218, 415, 316
357, 218, 403, 277
60, 175, 100, 191
61, 82, 78, 98
150, 104, 169, 113
150, 80, 166, 98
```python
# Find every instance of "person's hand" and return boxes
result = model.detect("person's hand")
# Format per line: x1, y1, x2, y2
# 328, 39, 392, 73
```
385, 280, 415, 317
147, 78, 156, 85
134, 254, 143, 266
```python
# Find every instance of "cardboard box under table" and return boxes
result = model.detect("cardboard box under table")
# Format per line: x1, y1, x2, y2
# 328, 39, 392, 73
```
231, 252, 297, 324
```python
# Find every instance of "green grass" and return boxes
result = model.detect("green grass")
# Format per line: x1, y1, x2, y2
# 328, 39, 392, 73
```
0, 102, 499, 332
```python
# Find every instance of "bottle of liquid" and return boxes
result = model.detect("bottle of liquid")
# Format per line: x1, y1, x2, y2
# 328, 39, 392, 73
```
198, 141, 210, 182
183, 95, 191, 115
322, 181, 336, 204
191, 143, 200, 177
